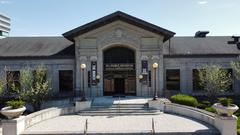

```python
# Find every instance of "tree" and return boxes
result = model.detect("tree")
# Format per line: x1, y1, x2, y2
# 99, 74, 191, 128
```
198, 64, 232, 102
20, 65, 51, 111
0, 65, 51, 111
231, 57, 240, 80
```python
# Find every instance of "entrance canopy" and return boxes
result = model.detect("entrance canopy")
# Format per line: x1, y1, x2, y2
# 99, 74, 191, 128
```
63, 11, 175, 42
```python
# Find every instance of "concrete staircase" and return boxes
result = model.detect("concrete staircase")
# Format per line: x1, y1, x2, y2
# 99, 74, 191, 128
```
76, 97, 162, 116
78, 103, 162, 116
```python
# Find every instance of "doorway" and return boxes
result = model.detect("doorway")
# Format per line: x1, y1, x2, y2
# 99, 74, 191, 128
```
103, 46, 136, 96
114, 78, 125, 95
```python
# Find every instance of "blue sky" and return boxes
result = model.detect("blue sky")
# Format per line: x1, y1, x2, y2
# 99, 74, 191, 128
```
0, 0, 240, 37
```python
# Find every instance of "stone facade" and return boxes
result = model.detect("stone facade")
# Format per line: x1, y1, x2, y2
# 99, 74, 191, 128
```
0, 12, 239, 98
74, 21, 165, 97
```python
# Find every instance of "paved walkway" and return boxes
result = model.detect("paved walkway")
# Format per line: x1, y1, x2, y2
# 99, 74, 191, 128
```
22, 114, 219, 134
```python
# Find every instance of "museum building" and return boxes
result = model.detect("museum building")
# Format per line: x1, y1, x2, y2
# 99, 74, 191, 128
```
0, 11, 239, 97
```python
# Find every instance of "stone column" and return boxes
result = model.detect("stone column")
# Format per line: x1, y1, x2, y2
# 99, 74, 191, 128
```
75, 58, 81, 91
52, 65, 59, 93
2, 116, 25, 135
159, 55, 164, 96
214, 115, 238, 135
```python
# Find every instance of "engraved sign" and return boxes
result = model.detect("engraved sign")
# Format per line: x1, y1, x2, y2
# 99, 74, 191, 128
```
104, 64, 135, 71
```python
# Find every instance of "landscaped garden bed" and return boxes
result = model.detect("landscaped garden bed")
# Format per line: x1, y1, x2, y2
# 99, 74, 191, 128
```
170, 94, 240, 134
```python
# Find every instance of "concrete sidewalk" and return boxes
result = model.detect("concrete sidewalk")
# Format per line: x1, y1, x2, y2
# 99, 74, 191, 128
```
22, 113, 219, 134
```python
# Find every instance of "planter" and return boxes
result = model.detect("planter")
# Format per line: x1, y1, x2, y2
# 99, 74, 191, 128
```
75, 101, 91, 112
1, 106, 26, 119
148, 98, 171, 111
212, 103, 239, 117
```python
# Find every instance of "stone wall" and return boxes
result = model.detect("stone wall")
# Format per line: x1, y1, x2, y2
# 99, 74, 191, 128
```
164, 56, 240, 96
0, 58, 75, 94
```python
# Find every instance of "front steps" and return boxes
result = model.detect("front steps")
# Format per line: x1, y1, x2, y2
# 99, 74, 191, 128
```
78, 104, 162, 116
76, 97, 162, 116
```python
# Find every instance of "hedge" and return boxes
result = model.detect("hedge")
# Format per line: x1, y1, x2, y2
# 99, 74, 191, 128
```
170, 94, 198, 107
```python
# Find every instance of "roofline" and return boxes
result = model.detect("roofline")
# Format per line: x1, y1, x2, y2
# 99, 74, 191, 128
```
164, 54, 240, 58
63, 11, 175, 42
0, 56, 75, 60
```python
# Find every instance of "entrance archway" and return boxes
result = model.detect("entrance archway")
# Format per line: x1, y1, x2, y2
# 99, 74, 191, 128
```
103, 46, 136, 96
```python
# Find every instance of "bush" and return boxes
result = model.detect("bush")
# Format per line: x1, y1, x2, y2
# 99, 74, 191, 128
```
237, 129, 240, 135
205, 107, 217, 113
197, 100, 211, 109
6, 100, 25, 109
170, 94, 198, 107
218, 97, 232, 106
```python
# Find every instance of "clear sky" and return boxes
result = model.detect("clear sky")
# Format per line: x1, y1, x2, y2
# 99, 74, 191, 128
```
0, 0, 240, 37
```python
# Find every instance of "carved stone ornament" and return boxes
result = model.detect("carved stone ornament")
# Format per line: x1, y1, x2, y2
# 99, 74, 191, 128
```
90, 56, 98, 61
151, 55, 160, 60
141, 55, 149, 60
115, 28, 123, 38
79, 56, 87, 61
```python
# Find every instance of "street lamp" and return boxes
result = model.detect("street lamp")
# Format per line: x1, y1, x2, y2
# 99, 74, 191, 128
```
138, 74, 143, 81
96, 74, 100, 80
152, 62, 158, 100
80, 63, 86, 101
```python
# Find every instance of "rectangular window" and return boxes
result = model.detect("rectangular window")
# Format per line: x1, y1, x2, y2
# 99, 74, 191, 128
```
166, 69, 180, 90
6, 71, 20, 91
59, 70, 73, 93
192, 69, 205, 91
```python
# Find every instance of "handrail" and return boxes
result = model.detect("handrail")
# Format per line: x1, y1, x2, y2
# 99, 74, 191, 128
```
118, 96, 121, 114
83, 119, 88, 135
152, 118, 155, 135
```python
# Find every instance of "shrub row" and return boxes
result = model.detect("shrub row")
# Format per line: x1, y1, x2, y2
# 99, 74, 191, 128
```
170, 94, 198, 107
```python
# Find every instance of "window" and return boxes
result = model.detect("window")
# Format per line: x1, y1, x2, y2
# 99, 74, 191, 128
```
6, 71, 20, 91
59, 70, 73, 93
166, 69, 180, 90
192, 69, 205, 91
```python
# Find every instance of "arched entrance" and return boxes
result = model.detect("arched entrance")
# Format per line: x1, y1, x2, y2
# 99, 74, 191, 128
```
103, 46, 136, 96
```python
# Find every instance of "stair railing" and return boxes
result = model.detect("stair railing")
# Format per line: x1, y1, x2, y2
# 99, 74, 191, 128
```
151, 118, 155, 135
118, 96, 121, 114
83, 119, 88, 135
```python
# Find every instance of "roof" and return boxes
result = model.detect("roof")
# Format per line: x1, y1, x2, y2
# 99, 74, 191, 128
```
63, 11, 175, 42
0, 36, 239, 59
163, 36, 240, 56
0, 37, 74, 58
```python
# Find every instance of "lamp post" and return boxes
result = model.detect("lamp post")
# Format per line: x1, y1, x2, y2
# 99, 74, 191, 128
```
139, 74, 143, 96
96, 74, 100, 96
152, 62, 158, 100
96, 74, 100, 82
81, 63, 86, 101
